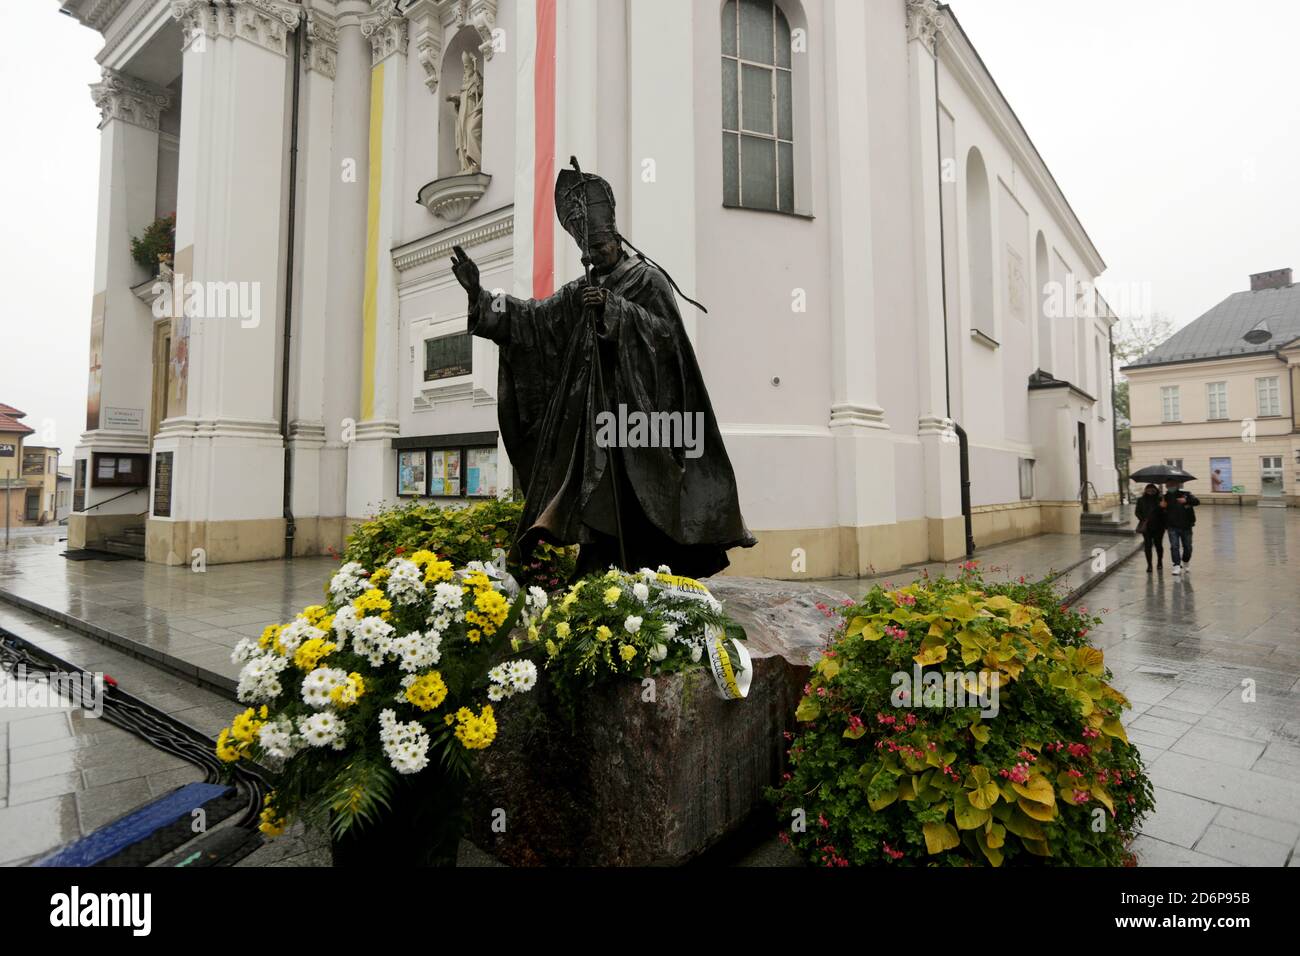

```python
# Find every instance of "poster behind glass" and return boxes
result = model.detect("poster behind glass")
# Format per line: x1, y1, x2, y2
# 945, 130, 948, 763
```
429, 449, 461, 496
397, 450, 427, 496
466, 447, 498, 498
1209, 457, 1232, 493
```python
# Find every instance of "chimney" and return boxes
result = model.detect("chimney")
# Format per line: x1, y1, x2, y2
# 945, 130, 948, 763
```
1250, 268, 1292, 291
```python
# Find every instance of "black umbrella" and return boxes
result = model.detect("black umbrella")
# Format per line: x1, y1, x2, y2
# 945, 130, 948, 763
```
1129, 464, 1197, 483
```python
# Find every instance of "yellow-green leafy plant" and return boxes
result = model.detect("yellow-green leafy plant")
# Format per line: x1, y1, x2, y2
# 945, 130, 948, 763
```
768, 577, 1153, 866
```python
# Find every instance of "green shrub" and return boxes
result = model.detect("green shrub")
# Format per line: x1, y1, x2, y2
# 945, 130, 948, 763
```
341, 498, 575, 590
768, 577, 1153, 867
962, 567, 1102, 648
130, 214, 175, 273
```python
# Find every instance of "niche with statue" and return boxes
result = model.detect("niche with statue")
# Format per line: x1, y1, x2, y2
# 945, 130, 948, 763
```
418, 29, 490, 223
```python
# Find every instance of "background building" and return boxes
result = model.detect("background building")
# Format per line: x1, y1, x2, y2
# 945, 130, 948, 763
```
0, 404, 63, 527
1126, 268, 1299, 506
59, 0, 1117, 575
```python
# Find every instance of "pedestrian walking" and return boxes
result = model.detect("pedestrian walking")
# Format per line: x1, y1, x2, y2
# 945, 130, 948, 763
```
1133, 483, 1166, 572
1161, 479, 1199, 576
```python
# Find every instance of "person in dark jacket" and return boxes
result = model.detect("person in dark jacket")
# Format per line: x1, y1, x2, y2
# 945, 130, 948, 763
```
1160, 479, 1199, 575
1133, 483, 1166, 572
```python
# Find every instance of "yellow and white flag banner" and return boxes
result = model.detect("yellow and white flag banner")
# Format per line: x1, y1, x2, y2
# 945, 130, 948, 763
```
655, 573, 751, 700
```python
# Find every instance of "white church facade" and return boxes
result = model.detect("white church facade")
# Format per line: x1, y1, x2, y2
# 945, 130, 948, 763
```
61, 0, 1118, 578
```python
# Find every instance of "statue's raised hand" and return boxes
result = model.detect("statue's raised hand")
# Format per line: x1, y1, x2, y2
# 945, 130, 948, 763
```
449, 244, 480, 297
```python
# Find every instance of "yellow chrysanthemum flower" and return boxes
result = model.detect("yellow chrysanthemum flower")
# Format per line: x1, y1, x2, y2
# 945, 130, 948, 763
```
619, 644, 637, 662
409, 549, 438, 568
423, 560, 454, 583
293, 637, 338, 672
259, 794, 287, 838
603, 586, 622, 606
300, 605, 327, 624
455, 704, 497, 750
404, 671, 449, 711
596, 625, 612, 642
258, 624, 283, 651
216, 727, 242, 763
352, 588, 392, 616
545, 639, 559, 657
555, 622, 571, 640
329, 672, 366, 708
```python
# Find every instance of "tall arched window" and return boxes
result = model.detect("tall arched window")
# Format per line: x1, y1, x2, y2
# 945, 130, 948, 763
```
722, 0, 793, 212
965, 147, 995, 341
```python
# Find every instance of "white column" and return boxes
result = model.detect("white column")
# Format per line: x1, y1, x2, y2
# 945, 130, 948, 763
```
69, 69, 172, 545
824, 0, 895, 571
323, 1, 372, 527
149, 0, 301, 563
906, 0, 963, 558
625, 0, 697, 341
286, 6, 342, 551
346, 3, 408, 519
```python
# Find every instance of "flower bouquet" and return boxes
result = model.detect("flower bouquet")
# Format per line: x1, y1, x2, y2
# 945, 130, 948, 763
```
518, 566, 750, 719
216, 552, 534, 866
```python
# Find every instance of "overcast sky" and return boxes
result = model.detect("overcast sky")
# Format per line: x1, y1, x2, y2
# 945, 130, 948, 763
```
2, 0, 1298, 455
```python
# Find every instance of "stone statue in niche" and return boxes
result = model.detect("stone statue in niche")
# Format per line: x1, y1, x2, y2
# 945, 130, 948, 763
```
447, 50, 482, 174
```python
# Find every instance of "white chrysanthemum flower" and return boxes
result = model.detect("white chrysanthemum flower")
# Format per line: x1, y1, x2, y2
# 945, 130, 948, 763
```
649, 643, 668, 662
231, 638, 261, 664
276, 618, 323, 656
329, 605, 359, 650
235, 653, 289, 704
352, 616, 395, 666
301, 667, 348, 708
388, 630, 441, 672
624, 615, 643, 635
633, 582, 650, 603
527, 586, 548, 609
329, 562, 368, 601
661, 622, 677, 640
657, 565, 672, 574
690, 643, 703, 663
487, 683, 506, 702
508, 659, 538, 693
378, 708, 430, 774
385, 559, 427, 605
258, 716, 301, 759
298, 711, 343, 748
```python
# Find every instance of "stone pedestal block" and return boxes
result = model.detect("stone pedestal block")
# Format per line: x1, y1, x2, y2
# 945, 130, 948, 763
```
468, 578, 850, 865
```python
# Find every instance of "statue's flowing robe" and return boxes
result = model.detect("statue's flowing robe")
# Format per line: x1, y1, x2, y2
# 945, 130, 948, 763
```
469, 255, 755, 578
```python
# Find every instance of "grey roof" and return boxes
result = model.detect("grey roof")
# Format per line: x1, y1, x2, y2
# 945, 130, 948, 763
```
1127, 282, 1300, 368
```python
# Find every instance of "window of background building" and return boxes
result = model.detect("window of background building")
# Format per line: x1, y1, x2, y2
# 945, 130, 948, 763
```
722, 0, 794, 213
1257, 376, 1281, 417
1164, 458, 1184, 470
1160, 386, 1180, 422
1206, 381, 1228, 420
1018, 458, 1034, 500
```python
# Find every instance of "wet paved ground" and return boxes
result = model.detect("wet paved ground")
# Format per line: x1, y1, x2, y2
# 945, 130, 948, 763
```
1080, 505, 1300, 866
1, 506, 1297, 866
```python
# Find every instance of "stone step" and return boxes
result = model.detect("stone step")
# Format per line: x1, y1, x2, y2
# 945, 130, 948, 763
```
120, 526, 146, 540
100, 538, 146, 560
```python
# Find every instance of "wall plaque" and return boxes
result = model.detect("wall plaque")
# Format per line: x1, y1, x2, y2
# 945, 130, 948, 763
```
153, 451, 173, 517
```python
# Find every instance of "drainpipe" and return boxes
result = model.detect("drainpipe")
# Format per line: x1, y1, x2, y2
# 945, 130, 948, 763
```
932, 25, 974, 556
279, 9, 304, 559
1110, 326, 1123, 504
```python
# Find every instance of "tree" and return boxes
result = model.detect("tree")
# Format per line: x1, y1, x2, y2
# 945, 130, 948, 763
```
1113, 312, 1176, 368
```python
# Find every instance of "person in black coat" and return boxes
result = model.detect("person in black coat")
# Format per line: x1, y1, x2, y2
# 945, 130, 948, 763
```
1160, 479, 1199, 575
1133, 483, 1166, 572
